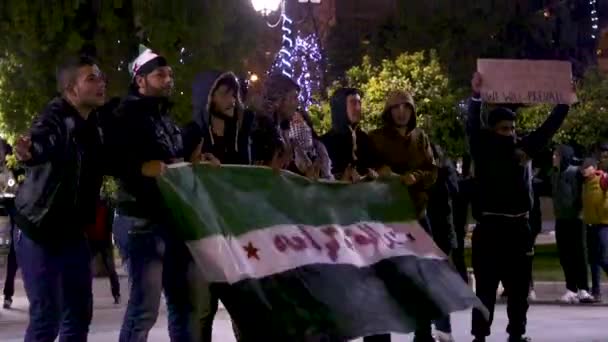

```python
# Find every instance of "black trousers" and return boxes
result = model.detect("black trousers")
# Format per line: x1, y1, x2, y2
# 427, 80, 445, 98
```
471, 216, 533, 338
3, 210, 17, 300
362, 217, 435, 342
555, 218, 589, 292
90, 240, 120, 297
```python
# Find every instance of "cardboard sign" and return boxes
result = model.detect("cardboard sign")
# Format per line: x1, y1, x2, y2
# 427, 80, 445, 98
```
477, 59, 577, 105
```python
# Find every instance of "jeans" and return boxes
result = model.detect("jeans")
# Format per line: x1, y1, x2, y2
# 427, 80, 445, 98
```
587, 225, 608, 296
471, 216, 532, 338
113, 215, 194, 342
14, 229, 93, 342
555, 219, 589, 292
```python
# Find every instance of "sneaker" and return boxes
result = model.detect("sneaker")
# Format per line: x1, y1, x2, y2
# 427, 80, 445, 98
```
508, 336, 531, 342
434, 331, 455, 342
592, 292, 603, 303
578, 290, 595, 303
559, 290, 579, 303
3, 298, 12, 309
113, 295, 121, 305
528, 289, 537, 301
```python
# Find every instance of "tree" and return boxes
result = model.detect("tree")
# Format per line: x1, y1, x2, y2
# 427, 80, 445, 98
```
310, 50, 466, 157
0, 0, 262, 138
518, 68, 608, 150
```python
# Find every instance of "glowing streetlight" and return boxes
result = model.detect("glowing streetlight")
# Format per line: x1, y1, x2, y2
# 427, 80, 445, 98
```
250, 73, 259, 82
250, 0, 282, 16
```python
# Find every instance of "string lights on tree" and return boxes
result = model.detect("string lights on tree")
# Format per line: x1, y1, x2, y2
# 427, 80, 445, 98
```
272, 32, 322, 109
251, 0, 324, 110
590, 0, 599, 39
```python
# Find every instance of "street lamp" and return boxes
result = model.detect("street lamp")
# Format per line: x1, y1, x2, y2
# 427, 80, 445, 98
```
251, 0, 282, 15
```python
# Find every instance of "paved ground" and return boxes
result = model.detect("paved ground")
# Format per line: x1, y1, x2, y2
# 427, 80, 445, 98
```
1, 274, 608, 342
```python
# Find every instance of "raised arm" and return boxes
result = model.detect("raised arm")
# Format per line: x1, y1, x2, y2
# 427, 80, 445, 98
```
466, 73, 484, 159
520, 104, 570, 158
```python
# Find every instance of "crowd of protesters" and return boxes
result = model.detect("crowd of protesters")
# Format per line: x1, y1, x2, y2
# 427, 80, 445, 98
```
0, 45, 607, 342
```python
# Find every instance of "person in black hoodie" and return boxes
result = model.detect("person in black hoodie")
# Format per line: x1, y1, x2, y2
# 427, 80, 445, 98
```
183, 71, 253, 165
321, 88, 378, 182
467, 73, 572, 342
182, 71, 252, 342
12, 55, 106, 341
111, 46, 201, 342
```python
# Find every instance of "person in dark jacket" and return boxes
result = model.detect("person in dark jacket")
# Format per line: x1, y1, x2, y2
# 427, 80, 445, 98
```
183, 71, 254, 166
427, 144, 459, 342
321, 88, 378, 181
12, 55, 106, 342
365, 90, 438, 342
182, 71, 251, 342
111, 46, 199, 342
468, 73, 571, 342
250, 73, 300, 170
2, 139, 18, 310
552, 144, 593, 303
599, 142, 608, 172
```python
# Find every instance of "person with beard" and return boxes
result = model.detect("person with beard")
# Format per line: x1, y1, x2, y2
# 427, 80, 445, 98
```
321, 88, 378, 182
12, 55, 106, 341
181, 71, 252, 342
365, 90, 438, 342
111, 46, 211, 342
551, 145, 593, 303
250, 73, 300, 170
467, 73, 571, 342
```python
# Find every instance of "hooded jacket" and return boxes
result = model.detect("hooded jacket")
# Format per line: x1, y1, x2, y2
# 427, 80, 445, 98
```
320, 88, 378, 179
369, 91, 438, 217
182, 71, 254, 165
467, 98, 570, 217
112, 94, 184, 221
551, 145, 583, 220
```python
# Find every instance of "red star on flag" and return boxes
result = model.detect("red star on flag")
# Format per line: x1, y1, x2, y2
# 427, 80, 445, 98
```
243, 242, 260, 260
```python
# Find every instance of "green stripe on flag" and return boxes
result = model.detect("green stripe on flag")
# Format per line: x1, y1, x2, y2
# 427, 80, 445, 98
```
157, 164, 416, 241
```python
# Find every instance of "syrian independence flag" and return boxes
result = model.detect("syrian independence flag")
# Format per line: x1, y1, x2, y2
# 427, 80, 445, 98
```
158, 164, 485, 341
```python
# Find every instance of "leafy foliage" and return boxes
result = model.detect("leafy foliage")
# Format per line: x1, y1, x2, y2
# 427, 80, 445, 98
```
310, 51, 466, 157
519, 68, 608, 150
0, 0, 262, 136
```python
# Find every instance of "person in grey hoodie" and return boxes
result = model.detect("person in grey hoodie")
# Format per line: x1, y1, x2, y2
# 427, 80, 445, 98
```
552, 145, 594, 303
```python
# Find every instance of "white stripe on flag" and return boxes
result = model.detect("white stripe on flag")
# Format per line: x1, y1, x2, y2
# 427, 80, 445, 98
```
187, 221, 444, 284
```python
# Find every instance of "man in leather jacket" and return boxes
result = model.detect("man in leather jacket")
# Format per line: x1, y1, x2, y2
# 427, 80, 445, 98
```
13, 55, 107, 342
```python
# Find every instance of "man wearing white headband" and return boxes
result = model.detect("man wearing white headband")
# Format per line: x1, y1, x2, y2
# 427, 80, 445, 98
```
110, 45, 201, 342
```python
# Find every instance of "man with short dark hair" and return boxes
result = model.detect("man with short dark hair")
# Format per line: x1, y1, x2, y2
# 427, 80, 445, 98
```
467, 72, 571, 342
13, 55, 106, 342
